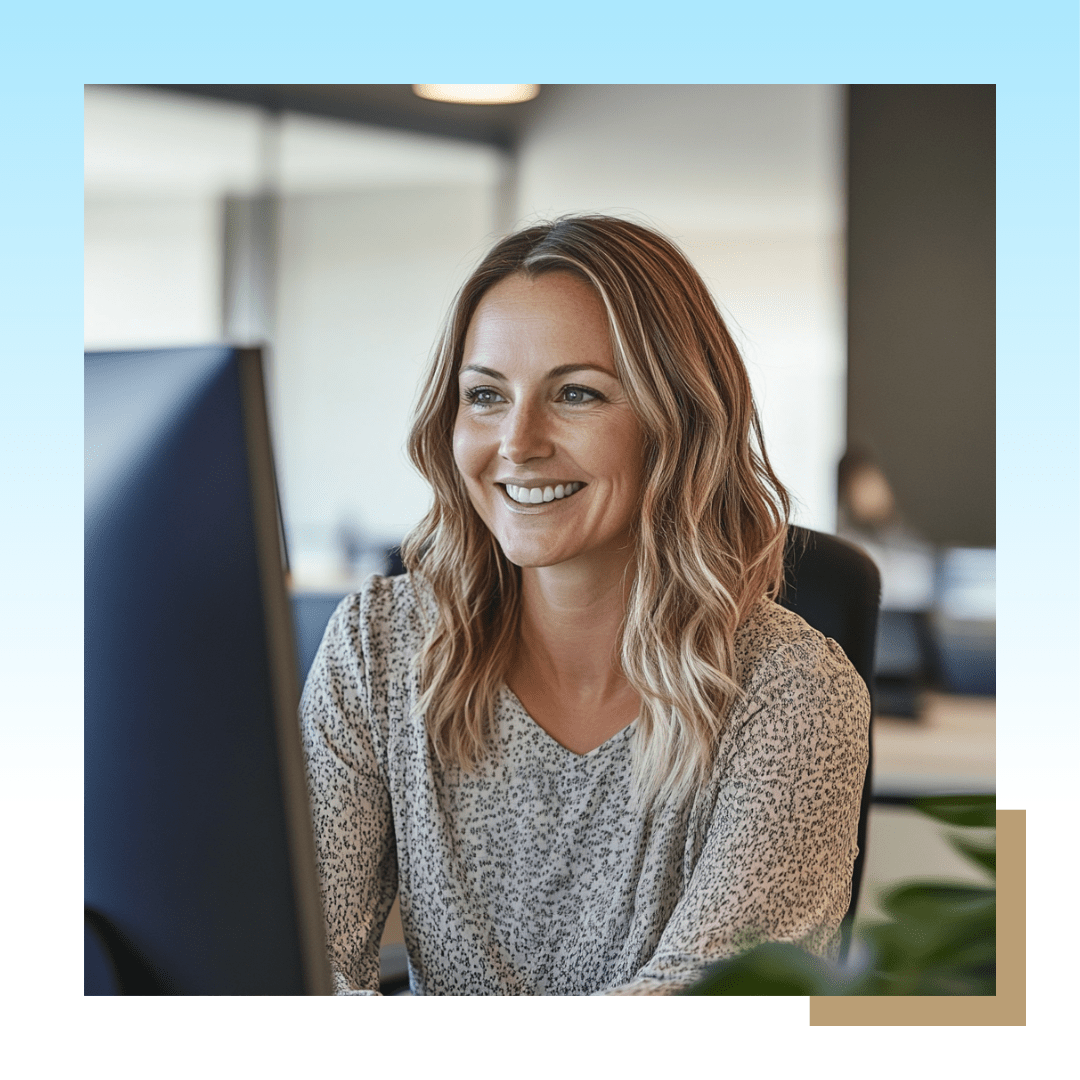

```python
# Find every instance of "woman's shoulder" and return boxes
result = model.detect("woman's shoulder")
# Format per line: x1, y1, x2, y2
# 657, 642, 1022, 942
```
301, 575, 431, 784
734, 597, 864, 693
326, 572, 430, 662
724, 598, 871, 756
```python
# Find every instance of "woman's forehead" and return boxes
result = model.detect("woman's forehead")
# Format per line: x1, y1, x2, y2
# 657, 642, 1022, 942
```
481, 269, 601, 310
463, 272, 613, 363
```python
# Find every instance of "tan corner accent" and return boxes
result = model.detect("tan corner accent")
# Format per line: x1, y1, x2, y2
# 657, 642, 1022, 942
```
809, 809, 1025, 1026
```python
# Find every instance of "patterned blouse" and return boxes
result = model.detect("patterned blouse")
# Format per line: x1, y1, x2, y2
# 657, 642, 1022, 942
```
300, 573, 869, 995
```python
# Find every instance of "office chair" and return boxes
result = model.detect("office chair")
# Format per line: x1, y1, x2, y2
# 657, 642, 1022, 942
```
778, 525, 880, 961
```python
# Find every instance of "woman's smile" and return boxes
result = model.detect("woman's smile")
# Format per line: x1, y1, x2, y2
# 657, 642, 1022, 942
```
499, 480, 586, 507
452, 270, 643, 570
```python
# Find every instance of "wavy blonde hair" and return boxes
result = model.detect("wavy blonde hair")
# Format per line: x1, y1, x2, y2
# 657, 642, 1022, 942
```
402, 215, 790, 806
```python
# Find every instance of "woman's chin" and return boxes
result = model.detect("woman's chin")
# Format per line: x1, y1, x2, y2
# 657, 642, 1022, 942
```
496, 537, 635, 575
493, 531, 583, 569
497, 543, 571, 570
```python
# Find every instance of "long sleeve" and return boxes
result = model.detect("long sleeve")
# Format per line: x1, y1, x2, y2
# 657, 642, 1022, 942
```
299, 595, 399, 995
602, 636, 870, 995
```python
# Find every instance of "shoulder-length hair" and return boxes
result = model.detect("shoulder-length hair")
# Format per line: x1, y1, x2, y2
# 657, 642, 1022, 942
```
402, 214, 790, 806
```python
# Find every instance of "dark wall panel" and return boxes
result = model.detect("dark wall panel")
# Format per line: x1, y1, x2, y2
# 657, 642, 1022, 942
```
847, 85, 995, 547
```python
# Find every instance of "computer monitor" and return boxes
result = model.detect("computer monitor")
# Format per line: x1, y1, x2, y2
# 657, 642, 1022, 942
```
85, 345, 331, 995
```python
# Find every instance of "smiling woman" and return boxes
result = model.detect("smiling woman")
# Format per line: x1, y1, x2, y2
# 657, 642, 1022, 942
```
300, 215, 870, 995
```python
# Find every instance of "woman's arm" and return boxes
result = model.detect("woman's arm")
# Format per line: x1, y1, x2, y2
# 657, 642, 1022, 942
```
300, 594, 399, 995
602, 636, 870, 995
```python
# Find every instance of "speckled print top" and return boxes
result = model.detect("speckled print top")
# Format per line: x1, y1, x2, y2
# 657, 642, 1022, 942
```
300, 573, 870, 996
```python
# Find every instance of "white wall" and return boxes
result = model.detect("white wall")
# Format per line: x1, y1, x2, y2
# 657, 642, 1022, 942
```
265, 114, 505, 582
84, 86, 263, 350
273, 184, 500, 581
84, 195, 224, 349
512, 85, 846, 530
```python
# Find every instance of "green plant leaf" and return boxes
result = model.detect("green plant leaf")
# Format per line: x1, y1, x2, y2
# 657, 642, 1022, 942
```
858, 921, 917, 972
681, 941, 849, 996
880, 882, 996, 928
858, 882, 995, 993
929, 934, 997, 972
912, 794, 996, 828
913, 962, 996, 996
949, 834, 996, 878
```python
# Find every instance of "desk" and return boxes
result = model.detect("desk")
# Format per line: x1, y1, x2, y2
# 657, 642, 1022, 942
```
872, 690, 995, 799
857, 691, 996, 926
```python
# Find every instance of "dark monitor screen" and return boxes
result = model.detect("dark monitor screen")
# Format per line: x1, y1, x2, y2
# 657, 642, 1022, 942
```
85, 345, 331, 995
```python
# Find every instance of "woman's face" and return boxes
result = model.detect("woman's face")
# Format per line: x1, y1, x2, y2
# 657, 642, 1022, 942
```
453, 271, 644, 572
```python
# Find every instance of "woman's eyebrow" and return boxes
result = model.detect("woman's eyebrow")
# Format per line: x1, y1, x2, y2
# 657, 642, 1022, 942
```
460, 364, 504, 379
459, 362, 616, 380
547, 363, 617, 378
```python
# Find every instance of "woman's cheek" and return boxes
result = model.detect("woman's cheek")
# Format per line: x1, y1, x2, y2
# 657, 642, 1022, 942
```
451, 420, 473, 477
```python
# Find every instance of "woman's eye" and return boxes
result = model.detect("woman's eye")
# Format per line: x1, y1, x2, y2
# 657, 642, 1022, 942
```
464, 386, 503, 406
559, 385, 601, 404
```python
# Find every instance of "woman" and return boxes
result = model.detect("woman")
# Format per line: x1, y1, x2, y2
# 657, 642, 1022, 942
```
300, 215, 870, 995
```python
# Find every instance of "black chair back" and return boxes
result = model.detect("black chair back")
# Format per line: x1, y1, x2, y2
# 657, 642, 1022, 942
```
778, 526, 880, 956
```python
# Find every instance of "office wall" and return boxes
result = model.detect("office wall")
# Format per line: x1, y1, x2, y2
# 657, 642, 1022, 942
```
84, 194, 223, 349
847, 85, 996, 548
511, 85, 847, 533
84, 87, 263, 351
272, 184, 500, 579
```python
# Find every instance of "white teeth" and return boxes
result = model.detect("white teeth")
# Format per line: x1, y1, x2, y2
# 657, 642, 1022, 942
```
505, 482, 583, 505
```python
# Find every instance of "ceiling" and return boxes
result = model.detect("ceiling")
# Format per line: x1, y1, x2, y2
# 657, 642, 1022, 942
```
147, 84, 544, 151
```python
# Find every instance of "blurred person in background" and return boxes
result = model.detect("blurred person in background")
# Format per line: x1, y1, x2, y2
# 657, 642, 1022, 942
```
837, 445, 939, 715
837, 444, 935, 592
300, 215, 870, 994
837, 445, 937, 618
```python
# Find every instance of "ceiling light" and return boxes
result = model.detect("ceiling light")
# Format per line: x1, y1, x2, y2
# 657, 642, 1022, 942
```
413, 85, 539, 106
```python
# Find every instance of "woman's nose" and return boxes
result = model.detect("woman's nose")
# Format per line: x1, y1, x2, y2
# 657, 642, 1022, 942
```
499, 400, 554, 463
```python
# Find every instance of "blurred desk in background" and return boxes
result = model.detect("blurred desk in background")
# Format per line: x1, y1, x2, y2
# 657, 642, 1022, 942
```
872, 690, 995, 799
856, 691, 995, 927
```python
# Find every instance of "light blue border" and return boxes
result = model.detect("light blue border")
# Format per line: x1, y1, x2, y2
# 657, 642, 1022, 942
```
3, 0, 1075, 1042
